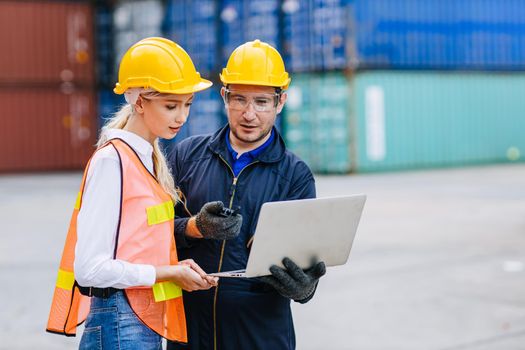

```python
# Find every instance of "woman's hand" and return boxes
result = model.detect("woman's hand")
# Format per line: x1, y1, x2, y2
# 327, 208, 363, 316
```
179, 259, 219, 287
155, 259, 218, 292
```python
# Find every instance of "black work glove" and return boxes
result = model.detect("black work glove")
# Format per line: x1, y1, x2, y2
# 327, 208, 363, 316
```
195, 201, 242, 240
260, 257, 326, 304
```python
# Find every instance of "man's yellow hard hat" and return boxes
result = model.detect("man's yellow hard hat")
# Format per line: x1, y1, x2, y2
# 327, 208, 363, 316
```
114, 37, 212, 95
220, 39, 291, 90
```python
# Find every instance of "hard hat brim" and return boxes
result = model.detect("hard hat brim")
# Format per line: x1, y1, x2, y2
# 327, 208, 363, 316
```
166, 78, 213, 94
219, 76, 290, 90
114, 78, 213, 95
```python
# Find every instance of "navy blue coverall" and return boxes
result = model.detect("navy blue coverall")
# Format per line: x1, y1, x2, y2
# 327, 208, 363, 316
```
167, 126, 316, 350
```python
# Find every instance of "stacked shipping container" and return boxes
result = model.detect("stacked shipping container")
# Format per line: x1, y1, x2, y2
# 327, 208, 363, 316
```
284, 73, 351, 173
282, 0, 353, 172
352, 0, 525, 70
112, 0, 164, 79
94, 1, 114, 88
0, 1, 97, 172
96, 0, 225, 153
162, 0, 225, 151
220, 0, 281, 66
4, 0, 524, 173
164, 0, 218, 76
283, 0, 350, 72
353, 71, 525, 171
97, 0, 165, 133
282, 0, 525, 172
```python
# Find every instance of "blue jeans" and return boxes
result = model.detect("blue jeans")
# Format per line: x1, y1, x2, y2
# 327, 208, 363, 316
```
79, 291, 162, 350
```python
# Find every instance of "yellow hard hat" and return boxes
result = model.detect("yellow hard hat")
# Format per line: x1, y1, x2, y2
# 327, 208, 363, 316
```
220, 39, 291, 90
114, 37, 212, 95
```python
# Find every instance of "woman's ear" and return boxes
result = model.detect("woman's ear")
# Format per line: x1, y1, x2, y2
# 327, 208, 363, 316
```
134, 96, 145, 114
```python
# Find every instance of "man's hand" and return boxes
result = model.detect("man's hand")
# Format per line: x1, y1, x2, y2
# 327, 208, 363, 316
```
195, 201, 242, 240
260, 257, 326, 303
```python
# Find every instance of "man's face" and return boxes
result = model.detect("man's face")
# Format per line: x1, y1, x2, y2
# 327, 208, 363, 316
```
222, 84, 287, 149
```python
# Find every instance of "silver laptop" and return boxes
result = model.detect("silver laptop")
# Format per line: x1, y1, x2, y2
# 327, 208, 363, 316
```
209, 194, 366, 278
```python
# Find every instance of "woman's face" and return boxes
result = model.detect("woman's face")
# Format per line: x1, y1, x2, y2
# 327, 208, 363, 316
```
138, 93, 194, 141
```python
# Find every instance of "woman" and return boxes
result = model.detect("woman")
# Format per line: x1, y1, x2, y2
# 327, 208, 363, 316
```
46, 37, 235, 349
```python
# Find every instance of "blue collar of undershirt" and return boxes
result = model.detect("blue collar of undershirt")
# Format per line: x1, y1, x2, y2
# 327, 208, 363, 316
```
225, 128, 275, 176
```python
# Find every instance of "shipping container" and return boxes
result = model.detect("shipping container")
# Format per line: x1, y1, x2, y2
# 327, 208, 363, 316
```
220, 0, 281, 66
282, 0, 525, 71
0, 1, 95, 86
113, 0, 164, 32
95, 2, 115, 87
0, 87, 97, 172
352, 0, 525, 70
283, 0, 351, 72
353, 71, 525, 171
164, 0, 218, 75
283, 72, 351, 173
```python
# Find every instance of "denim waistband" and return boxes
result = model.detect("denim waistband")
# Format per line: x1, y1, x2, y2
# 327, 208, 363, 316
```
90, 290, 133, 314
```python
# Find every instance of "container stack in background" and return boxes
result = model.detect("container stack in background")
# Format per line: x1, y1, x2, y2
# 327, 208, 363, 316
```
95, 0, 226, 155
94, 0, 125, 129
350, 0, 525, 172
219, 0, 281, 64
2, 0, 525, 174
162, 0, 225, 151
0, 1, 97, 172
282, 0, 525, 173
113, 0, 164, 74
96, 0, 166, 130
282, 0, 352, 173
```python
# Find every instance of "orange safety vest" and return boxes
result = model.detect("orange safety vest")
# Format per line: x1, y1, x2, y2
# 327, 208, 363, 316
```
46, 138, 187, 342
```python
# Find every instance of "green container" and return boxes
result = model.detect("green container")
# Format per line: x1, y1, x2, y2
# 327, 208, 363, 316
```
283, 71, 525, 173
354, 71, 525, 171
283, 72, 351, 173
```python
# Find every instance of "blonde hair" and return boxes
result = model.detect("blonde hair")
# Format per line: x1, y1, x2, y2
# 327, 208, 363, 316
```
97, 92, 180, 202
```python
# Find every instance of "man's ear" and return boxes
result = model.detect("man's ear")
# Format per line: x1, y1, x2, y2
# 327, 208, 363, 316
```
220, 86, 226, 98
276, 92, 287, 114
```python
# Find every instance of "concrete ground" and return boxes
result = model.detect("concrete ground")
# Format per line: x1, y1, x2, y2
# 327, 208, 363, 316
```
1, 164, 524, 349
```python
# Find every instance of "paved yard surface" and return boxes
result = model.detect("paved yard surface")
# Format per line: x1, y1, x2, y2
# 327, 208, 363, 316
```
1, 164, 524, 349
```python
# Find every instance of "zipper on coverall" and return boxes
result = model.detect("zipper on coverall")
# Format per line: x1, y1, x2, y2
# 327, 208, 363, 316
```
213, 155, 259, 350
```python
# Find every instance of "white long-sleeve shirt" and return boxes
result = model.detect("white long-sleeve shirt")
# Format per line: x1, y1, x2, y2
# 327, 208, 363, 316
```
74, 129, 157, 288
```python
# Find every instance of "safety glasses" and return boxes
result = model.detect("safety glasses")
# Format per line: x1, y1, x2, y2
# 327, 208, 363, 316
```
224, 89, 280, 112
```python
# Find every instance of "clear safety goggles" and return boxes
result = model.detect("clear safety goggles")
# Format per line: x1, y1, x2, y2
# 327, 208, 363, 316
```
224, 89, 281, 113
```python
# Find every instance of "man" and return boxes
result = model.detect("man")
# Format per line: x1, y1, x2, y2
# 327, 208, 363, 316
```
167, 40, 326, 350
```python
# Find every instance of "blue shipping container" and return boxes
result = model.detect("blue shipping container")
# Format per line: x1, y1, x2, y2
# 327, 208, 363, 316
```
283, 0, 350, 72
283, 0, 525, 71
220, 0, 280, 66
164, 0, 218, 75
95, 4, 114, 87
352, 0, 525, 70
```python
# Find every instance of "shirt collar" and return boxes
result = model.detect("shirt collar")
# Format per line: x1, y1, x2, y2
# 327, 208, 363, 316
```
105, 129, 153, 157
208, 125, 287, 164
225, 128, 275, 160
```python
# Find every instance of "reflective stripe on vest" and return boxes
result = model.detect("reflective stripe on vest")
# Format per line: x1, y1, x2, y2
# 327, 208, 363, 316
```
46, 138, 187, 342
147, 201, 175, 226
55, 269, 75, 291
